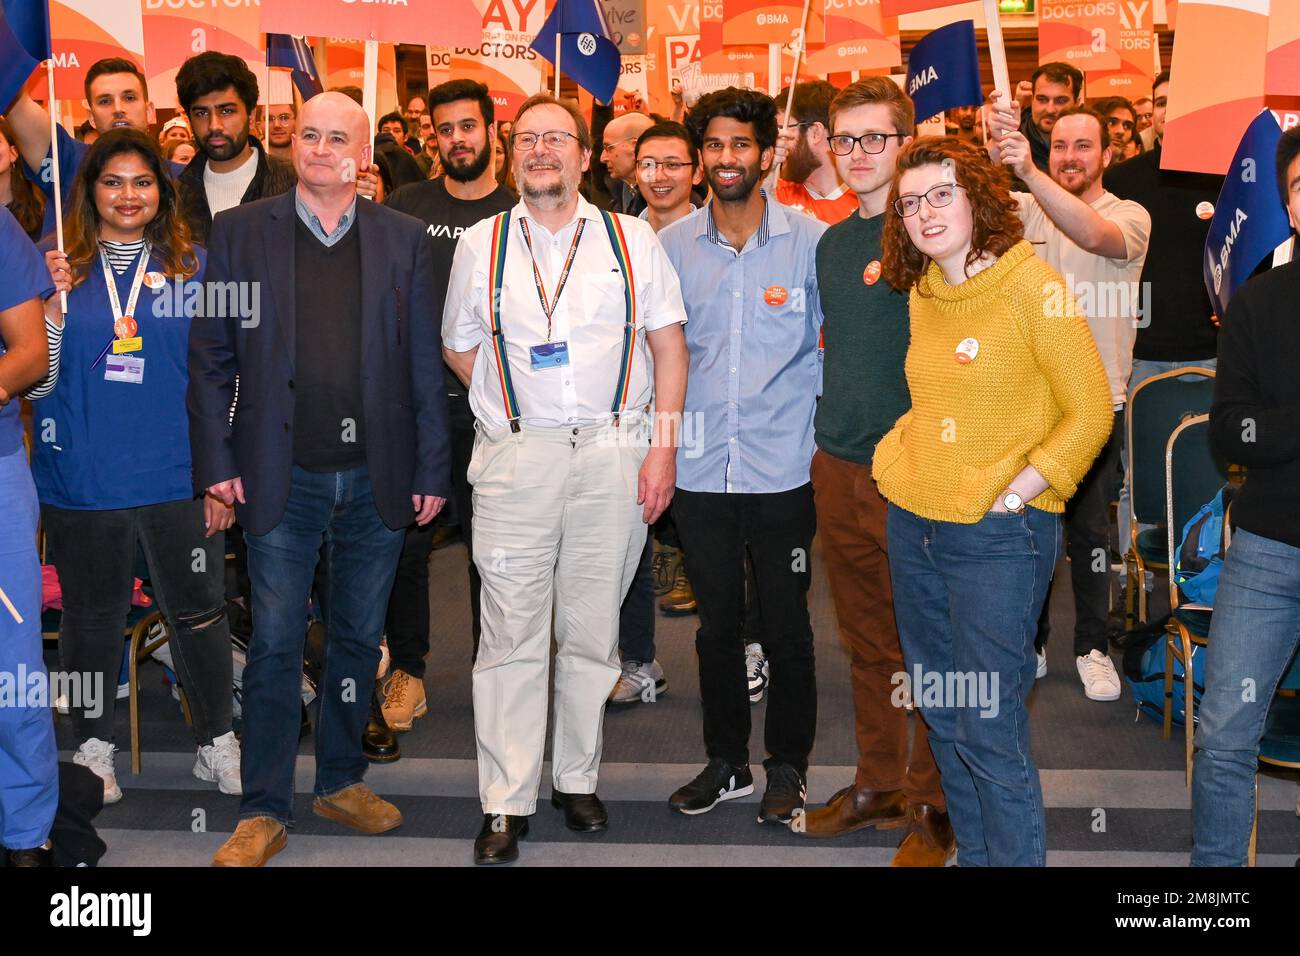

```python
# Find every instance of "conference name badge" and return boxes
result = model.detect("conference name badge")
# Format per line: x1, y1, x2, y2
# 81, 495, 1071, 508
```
104, 355, 144, 384
863, 260, 882, 285
764, 285, 788, 307
954, 337, 979, 364
113, 336, 143, 354
530, 341, 570, 370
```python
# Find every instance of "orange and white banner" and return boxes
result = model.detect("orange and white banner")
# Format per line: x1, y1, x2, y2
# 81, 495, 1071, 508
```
142, 0, 268, 109
261, 0, 481, 48
1080, 1, 1157, 99
1162, 0, 1268, 174
720, 0, 824, 46
322, 38, 399, 113
1038, 0, 1123, 72
803, 0, 900, 75
441, 0, 546, 122
48, 0, 145, 101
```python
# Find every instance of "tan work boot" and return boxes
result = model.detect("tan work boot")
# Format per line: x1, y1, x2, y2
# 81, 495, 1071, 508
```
380, 669, 428, 732
659, 562, 697, 614
890, 803, 957, 867
211, 817, 287, 867
313, 783, 403, 834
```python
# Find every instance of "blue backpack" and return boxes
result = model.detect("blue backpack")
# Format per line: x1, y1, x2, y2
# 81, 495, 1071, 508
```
1173, 484, 1234, 607
1125, 627, 1205, 726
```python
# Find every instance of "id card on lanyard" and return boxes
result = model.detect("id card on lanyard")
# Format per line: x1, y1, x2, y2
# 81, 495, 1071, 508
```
94, 243, 151, 379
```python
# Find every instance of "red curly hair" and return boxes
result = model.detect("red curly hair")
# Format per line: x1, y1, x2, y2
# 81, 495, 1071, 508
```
881, 136, 1023, 292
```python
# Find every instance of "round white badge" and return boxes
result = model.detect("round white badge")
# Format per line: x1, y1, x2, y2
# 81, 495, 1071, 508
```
577, 33, 597, 56
144, 271, 167, 290
955, 337, 979, 364
1195, 201, 1215, 220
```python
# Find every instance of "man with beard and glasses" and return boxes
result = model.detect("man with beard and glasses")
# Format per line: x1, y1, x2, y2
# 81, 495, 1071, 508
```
990, 102, 1151, 703
380, 80, 515, 735
443, 93, 688, 864
772, 81, 857, 225
266, 102, 296, 162
174, 52, 298, 245
659, 88, 826, 826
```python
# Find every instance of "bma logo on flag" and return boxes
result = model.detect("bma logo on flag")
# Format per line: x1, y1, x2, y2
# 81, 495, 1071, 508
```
909, 65, 938, 95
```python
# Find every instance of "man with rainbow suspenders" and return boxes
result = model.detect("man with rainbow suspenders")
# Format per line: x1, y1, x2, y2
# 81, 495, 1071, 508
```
442, 94, 689, 865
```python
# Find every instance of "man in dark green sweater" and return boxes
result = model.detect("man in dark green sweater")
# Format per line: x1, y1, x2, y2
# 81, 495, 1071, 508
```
799, 79, 954, 866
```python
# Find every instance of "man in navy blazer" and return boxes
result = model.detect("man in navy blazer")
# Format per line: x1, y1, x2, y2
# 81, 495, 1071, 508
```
188, 92, 450, 867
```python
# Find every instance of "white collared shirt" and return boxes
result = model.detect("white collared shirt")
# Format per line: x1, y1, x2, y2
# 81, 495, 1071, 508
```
443, 194, 688, 430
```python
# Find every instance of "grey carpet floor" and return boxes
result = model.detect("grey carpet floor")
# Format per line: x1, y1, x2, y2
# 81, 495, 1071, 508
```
50, 539, 1300, 866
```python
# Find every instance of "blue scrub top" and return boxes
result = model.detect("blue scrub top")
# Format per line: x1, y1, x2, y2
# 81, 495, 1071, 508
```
31, 242, 208, 510
0, 207, 55, 456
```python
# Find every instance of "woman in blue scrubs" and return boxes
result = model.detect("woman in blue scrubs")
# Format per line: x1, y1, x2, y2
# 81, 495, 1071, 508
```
0, 205, 55, 865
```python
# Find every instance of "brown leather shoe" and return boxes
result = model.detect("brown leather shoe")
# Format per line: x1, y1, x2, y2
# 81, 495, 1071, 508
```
211, 817, 287, 867
890, 803, 956, 867
312, 783, 403, 834
801, 785, 909, 837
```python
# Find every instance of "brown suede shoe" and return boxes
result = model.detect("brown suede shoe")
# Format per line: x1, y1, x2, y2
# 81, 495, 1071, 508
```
211, 817, 287, 867
312, 783, 403, 834
890, 803, 956, 867
801, 784, 909, 837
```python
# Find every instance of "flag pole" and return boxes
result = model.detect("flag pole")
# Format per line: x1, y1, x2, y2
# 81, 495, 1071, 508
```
362, 38, 378, 199
771, 0, 812, 184
554, 31, 562, 98
46, 59, 66, 314
982, 0, 1010, 97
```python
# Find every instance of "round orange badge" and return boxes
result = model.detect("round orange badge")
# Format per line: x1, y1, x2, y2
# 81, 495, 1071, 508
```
114, 315, 138, 339
144, 271, 167, 290
764, 285, 788, 307
863, 260, 882, 285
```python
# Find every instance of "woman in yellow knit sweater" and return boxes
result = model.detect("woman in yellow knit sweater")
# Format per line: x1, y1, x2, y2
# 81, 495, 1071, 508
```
873, 137, 1112, 866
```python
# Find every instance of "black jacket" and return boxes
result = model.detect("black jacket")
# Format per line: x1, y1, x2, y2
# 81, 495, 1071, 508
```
177, 136, 297, 245
187, 191, 451, 534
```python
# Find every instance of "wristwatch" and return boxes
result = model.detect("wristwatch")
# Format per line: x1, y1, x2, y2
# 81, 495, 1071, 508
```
1001, 491, 1025, 513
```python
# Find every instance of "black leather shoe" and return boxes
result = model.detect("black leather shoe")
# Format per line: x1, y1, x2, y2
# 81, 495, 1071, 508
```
7, 844, 53, 867
474, 813, 529, 864
550, 790, 609, 832
363, 689, 399, 763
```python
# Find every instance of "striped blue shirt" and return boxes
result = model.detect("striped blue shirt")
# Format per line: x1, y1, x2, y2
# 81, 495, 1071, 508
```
658, 192, 826, 494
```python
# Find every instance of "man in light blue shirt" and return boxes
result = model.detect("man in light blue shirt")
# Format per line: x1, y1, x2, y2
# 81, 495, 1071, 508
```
658, 87, 825, 826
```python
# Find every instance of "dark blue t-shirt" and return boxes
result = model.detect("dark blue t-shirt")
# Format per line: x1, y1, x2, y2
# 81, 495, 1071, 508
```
0, 207, 54, 455
31, 242, 208, 510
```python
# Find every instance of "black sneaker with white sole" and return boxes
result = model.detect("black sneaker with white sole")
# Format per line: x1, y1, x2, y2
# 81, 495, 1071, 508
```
668, 759, 754, 815
757, 764, 807, 825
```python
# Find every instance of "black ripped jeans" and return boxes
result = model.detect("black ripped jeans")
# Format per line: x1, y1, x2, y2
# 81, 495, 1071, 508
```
42, 497, 234, 747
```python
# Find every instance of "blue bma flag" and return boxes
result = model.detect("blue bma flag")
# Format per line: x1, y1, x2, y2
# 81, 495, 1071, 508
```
1203, 110, 1292, 319
530, 0, 621, 105
1, 0, 51, 110
266, 33, 323, 102
905, 20, 982, 123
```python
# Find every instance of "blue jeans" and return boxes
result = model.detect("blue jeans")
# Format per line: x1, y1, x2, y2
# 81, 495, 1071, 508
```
617, 534, 655, 664
887, 504, 1061, 866
1191, 527, 1300, 866
0, 448, 58, 849
239, 465, 404, 824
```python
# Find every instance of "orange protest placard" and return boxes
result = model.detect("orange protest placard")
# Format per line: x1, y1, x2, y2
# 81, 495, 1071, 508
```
49, 0, 144, 101
720, 0, 824, 46
804, 0, 900, 75
143, 0, 268, 109
1037, 0, 1122, 72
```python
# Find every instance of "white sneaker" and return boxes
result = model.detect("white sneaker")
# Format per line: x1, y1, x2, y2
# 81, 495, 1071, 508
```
194, 730, 242, 795
1035, 648, 1047, 680
1076, 649, 1122, 701
745, 643, 769, 704
377, 638, 391, 682
73, 738, 122, 804
608, 660, 668, 704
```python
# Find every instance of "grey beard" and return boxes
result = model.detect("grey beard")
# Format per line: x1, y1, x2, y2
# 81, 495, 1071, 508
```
521, 177, 575, 208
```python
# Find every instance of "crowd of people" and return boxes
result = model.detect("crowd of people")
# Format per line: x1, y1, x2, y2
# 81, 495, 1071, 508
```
1, 49, 1297, 869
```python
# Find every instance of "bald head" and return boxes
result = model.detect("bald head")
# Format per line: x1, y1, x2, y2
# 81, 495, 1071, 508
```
602, 111, 655, 185
294, 92, 370, 197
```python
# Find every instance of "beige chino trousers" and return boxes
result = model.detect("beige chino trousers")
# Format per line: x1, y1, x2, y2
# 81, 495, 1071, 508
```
469, 417, 648, 815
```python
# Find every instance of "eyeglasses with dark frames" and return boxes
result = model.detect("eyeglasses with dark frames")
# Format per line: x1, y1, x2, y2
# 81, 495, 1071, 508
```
828, 132, 908, 156
892, 182, 966, 218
